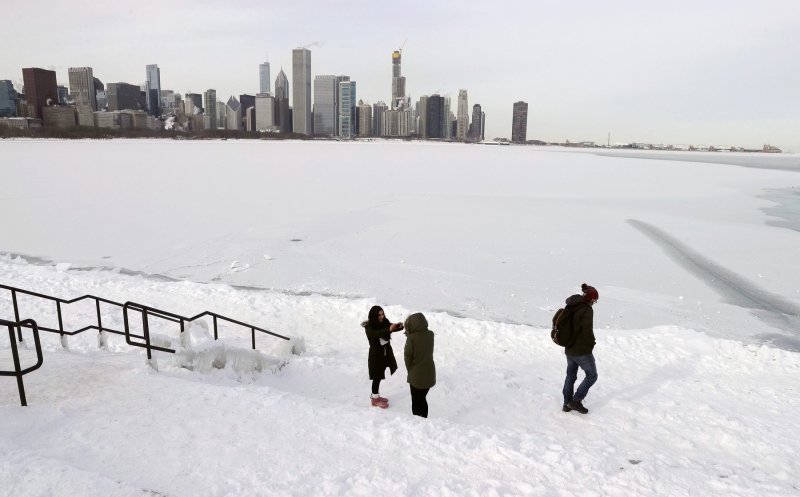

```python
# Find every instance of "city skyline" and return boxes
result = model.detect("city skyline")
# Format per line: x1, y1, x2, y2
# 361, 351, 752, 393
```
1, 0, 798, 150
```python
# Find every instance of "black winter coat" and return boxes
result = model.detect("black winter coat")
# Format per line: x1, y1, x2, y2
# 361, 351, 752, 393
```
564, 294, 596, 357
364, 320, 398, 380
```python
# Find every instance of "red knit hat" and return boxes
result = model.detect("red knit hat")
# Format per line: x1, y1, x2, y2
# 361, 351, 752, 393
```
581, 283, 599, 302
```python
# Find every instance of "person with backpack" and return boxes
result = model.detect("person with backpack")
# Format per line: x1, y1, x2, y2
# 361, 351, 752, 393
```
558, 283, 599, 414
403, 313, 436, 418
362, 305, 404, 408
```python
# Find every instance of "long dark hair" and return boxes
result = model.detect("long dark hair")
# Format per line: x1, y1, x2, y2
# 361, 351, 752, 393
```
367, 305, 385, 327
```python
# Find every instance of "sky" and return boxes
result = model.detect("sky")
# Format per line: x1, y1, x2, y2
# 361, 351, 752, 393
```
2, 0, 799, 150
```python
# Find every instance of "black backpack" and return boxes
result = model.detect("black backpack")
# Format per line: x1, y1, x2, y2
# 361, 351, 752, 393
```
551, 307, 577, 347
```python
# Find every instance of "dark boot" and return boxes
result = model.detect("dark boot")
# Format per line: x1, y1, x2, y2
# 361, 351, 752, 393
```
567, 399, 589, 414
562, 404, 572, 412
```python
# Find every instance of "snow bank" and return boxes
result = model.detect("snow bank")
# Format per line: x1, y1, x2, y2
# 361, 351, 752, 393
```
1, 258, 798, 496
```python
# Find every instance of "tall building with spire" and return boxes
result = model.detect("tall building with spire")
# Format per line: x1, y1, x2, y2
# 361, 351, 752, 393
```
274, 69, 291, 133
391, 50, 407, 110
259, 61, 271, 95
456, 89, 469, 140
292, 48, 312, 135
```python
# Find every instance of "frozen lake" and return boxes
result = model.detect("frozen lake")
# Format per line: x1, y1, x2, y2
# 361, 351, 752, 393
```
1, 139, 799, 348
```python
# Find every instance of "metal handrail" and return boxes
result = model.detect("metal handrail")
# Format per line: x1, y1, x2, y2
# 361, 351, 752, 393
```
0, 318, 43, 406
2, 283, 290, 354
123, 301, 290, 360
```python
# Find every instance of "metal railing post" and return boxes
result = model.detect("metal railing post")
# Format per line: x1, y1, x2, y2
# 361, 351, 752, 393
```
96, 299, 107, 349
57, 301, 68, 349
251, 327, 256, 350
8, 324, 27, 406
142, 308, 151, 361
12, 289, 21, 343
213, 315, 218, 340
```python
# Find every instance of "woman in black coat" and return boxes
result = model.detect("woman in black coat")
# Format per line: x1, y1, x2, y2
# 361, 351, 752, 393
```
362, 305, 403, 408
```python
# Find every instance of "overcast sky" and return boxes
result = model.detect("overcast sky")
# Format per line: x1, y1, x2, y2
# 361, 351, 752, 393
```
4, 0, 799, 150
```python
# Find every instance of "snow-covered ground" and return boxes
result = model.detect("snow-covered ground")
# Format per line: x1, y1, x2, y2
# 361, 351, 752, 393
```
1, 140, 799, 496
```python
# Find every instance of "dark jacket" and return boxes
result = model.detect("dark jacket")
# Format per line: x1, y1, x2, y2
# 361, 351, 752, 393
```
403, 313, 436, 389
364, 320, 398, 380
564, 294, 596, 357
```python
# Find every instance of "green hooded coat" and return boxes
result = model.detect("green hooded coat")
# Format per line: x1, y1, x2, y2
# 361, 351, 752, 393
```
403, 313, 436, 389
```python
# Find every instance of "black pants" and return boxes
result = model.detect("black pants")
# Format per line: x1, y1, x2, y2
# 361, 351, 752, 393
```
410, 385, 430, 418
371, 379, 381, 395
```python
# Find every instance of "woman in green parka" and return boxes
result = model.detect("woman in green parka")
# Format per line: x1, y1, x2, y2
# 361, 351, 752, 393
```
362, 305, 403, 408
404, 312, 436, 418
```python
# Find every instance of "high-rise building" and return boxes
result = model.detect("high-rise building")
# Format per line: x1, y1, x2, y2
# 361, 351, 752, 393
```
0, 80, 16, 117
255, 93, 277, 132
160, 90, 181, 115
391, 50, 407, 110
372, 101, 387, 136
469, 104, 483, 141
22, 68, 58, 119
313, 75, 344, 136
292, 47, 312, 135
203, 89, 217, 129
274, 68, 290, 133
240, 94, 255, 128
338, 80, 356, 138
456, 89, 469, 140
185, 93, 203, 113
511, 101, 528, 143
442, 97, 451, 139
68, 67, 97, 113
106, 83, 147, 112
357, 100, 372, 136
259, 62, 271, 95
145, 64, 161, 117
56, 85, 69, 105
216, 100, 226, 129
425, 94, 444, 139
226, 96, 242, 130
417, 95, 429, 138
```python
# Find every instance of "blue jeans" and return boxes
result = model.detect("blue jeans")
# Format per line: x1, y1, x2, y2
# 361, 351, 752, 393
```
563, 353, 598, 404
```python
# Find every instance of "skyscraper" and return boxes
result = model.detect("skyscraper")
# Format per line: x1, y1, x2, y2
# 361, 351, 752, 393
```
185, 93, 203, 113
357, 100, 372, 136
203, 89, 217, 129
226, 95, 242, 131
456, 89, 469, 140
259, 62, 271, 95
255, 93, 277, 131
469, 104, 483, 141
426, 94, 444, 139
107, 82, 146, 111
417, 95, 428, 138
274, 68, 290, 133
442, 97, 451, 139
0, 80, 16, 118
145, 64, 161, 117
372, 101, 387, 136
391, 50, 407, 110
68, 67, 97, 111
313, 75, 344, 136
21, 68, 58, 119
512, 101, 528, 143
292, 48, 312, 135
338, 80, 356, 138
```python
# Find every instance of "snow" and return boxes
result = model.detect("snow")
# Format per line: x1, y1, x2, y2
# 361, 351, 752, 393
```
1, 140, 799, 496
